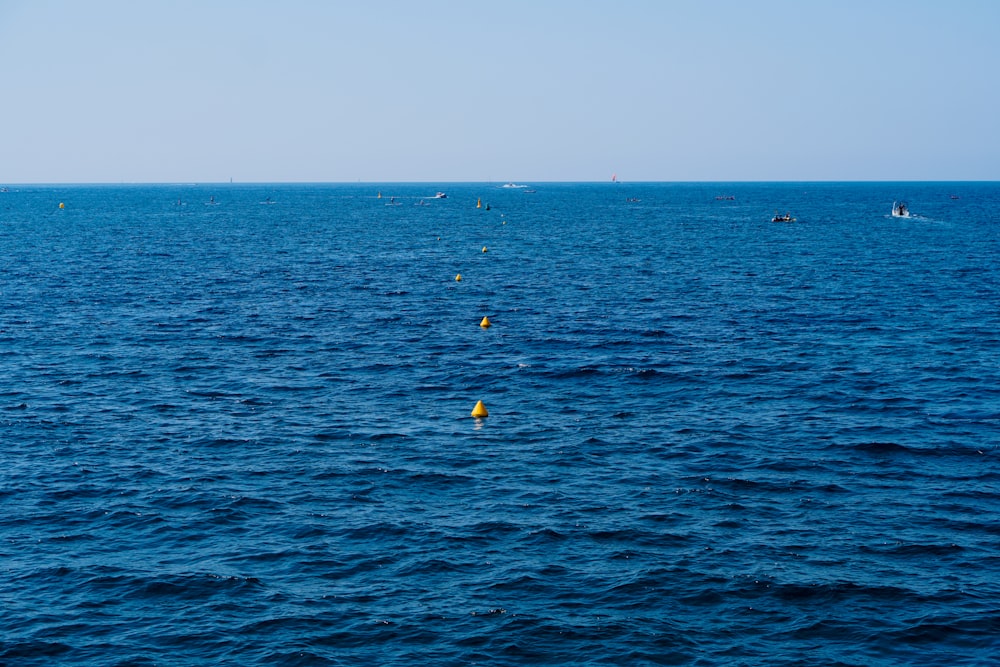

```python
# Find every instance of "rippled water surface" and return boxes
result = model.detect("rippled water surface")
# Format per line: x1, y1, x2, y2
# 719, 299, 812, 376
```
2, 183, 999, 665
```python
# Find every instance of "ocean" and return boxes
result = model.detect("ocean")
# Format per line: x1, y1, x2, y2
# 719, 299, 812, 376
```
2, 182, 998, 665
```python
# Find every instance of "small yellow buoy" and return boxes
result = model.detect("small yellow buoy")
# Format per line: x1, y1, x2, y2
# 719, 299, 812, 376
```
476, 197, 482, 209
480, 316, 491, 328
471, 400, 488, 418
482, 246, 488, 253
455, 273, 462, 282
59, 202, 65, 209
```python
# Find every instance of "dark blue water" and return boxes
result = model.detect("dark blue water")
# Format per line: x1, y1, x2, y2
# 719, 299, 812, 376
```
2, 182, 999, 665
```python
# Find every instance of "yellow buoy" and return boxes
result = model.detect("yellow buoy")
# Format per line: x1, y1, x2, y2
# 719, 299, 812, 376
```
59, 202, 65, 209
455, 273, 462, 282
482, 246, 488, 253
480, 316, 491, 328
476, 197, 482, 209
471, 400, 489, 418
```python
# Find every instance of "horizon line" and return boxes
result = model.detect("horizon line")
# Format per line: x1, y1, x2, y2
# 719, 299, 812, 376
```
2, 179, 998, 187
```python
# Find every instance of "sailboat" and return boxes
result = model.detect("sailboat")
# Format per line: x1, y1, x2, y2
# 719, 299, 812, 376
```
611, 173, 618, 183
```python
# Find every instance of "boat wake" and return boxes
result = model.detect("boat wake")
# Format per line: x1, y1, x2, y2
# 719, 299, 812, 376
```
885, 213, 933, 221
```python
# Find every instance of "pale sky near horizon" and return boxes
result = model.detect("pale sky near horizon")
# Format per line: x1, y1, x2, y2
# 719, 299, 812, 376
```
1, 0, 998, 183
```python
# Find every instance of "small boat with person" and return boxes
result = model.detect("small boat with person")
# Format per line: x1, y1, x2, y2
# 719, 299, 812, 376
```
771, 212, 795, 222
891, 201, 910, 218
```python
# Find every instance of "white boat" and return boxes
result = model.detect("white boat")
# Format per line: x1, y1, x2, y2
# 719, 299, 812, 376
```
771, 212, 795, 222
432, 192, 447, 198
501, 182, 527, 188
891, 201, 910, 218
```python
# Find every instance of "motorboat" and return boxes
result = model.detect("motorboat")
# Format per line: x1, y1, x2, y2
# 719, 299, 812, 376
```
771, 212, 795, 222
432, 192, 447, 199
891, 201, 910, 218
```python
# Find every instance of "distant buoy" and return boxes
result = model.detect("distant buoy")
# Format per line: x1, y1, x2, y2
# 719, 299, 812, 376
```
455, 273, 462, 282
59, 202, 65, 209
476, 198, 482, 209
471, 400, 489, 418
482, 246, 488, 253
480, 316, 491, 328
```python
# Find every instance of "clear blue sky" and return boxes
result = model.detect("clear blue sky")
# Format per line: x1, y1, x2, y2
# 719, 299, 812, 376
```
1, 0, 997, 182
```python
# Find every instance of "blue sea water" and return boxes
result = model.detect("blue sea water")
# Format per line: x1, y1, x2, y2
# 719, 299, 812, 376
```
1, 182, 999, 666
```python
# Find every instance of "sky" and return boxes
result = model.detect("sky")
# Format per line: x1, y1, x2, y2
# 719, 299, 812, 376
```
1, 0, 998, 183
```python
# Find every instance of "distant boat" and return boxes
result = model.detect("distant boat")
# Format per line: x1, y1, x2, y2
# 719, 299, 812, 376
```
611, 173, 618, 183
501, 183, 527, 188
771, 212, 795, 222
432, 192, 447, 199
891, 201, 910, 218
